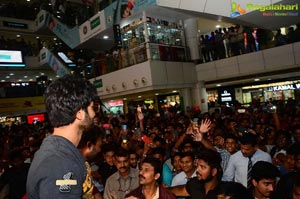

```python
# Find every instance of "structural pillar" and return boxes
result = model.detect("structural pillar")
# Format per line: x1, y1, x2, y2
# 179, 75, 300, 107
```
184, 18, 200, 61
180, 88, 192, 113
192, 81, 208, 113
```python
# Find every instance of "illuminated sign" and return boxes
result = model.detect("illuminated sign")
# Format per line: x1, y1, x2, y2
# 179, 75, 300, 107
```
267, 83, 300, 91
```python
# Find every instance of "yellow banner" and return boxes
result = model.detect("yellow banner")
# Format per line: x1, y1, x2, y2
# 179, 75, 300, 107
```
0, 96, 45, 113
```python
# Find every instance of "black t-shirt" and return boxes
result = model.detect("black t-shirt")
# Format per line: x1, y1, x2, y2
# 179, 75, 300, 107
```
186, 178, 219, 199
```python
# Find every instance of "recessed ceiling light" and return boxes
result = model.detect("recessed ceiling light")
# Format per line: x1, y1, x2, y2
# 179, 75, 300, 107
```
1, 80, 5, 82
40, 73, 45, 75
16, 35, 21, 37
48, 3, 52, 5
27, 0, 30, 2
123, 98, 127, 100
9, 73, 14, 76
5, 76, 10, 78
172, 90, 177, 93
103, 35, 109, 39
53, 38, 57, 41
36, 76, 39, 78
56, 75, 60, 78
29, 79, 33, 81
18, 79, 22, 81
138, 96, 142, 98
24, 76, 28, 78
155, 93, 159, 95
157, 26, 161, 29
36, 36, 40, 39
49, 78, 52, 81
254, 78, 260, 81
216, 84, 221, 87
216, 25, 221, 28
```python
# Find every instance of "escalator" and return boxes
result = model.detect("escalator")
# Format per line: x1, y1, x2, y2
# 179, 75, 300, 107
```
39, 47, 72, 77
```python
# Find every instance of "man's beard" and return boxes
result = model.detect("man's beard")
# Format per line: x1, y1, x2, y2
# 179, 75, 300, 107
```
79, 113, 94, 132
198, 173, 213, 183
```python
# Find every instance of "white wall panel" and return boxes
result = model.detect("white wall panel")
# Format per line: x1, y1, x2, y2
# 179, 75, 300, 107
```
215, 57, 239, 77
294, 42, 300, 65
196, 62, 217, 81
204, 0, 231, 17
166, 62, 184, 84
179, 0, 206, 12
156, 0, 180, 8
237, 51, 265, 74
263, 44, 295, 69
150, 61, 168, 85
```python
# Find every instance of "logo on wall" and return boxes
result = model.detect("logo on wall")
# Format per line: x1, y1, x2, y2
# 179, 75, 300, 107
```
231, 2, 246, 18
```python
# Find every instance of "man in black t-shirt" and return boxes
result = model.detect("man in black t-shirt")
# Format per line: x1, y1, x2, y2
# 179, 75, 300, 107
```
169, 148, 253, 199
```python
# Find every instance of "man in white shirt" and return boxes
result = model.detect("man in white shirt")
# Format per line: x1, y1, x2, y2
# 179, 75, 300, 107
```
222, 133, 272, 188
171, 152, 196, 186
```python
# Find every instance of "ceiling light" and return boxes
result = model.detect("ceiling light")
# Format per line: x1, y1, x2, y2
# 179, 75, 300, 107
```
18, 79, 22, 82
1, 80, 5, 82
27, 0, 30, 2
40, 73, 45, 75
29, 79, 33, 81
24, 76, 28, 78
16, 35, 21, 37
56, 75, 60, 78
138, 96, 142, 98
53, 38, 57, 41
36, 75, 39, 78
103, 35, 109, 39
6, 76, 10, 78
48, 3, 52, 5
9, 73, 14, 76
254, 78, 260, 81
49, 78, 52, 81
216, 84, 221, 87
155, 93, 159, 95
216, 25, 221, 28
157, 26, 161, 29
172, 90, 177, 93
36, 36, 40, 39
57, 15, 61, 18
123, 98, 127, 100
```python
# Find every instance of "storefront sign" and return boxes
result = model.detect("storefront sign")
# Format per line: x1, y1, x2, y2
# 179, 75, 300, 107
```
218, 88, 235, 104
107, 100, 123, 107
144, 99, 154, 104
267, 83, 300, 91
93, 79, 103, 88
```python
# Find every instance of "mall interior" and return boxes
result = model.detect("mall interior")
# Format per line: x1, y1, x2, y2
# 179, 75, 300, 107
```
0, 0, 300, 125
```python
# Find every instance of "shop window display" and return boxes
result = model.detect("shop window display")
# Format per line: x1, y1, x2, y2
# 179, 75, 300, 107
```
120, 16, 186, 66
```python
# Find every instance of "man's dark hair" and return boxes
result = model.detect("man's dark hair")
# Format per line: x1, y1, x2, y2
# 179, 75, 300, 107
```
240, 133, 257, 146
180, 151, 195, 161
217, 182, 253, 199
251, 161, 280, 182
148, 147, 166, 157
114, 148, 129, 158
78, 125, 102, 149
142, 157, 162, 184
44, 75, 98, 127
225, 133, 238, 142
152, 136, 166, 146
102, 143, 116, 154
196, 149, 222, 179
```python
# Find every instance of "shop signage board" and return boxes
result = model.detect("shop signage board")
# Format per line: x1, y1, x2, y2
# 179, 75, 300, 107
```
218, 88, 235, 104
104, 0, 157, 28
93, 79, 103, 88
79, 11, 106, 43
267, 83, 300, 91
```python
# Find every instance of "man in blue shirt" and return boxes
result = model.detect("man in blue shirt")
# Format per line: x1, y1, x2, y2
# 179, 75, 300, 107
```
222, 133, 272, 187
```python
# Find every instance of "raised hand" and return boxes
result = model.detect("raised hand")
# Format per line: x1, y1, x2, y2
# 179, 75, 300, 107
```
199, 119, 211, 133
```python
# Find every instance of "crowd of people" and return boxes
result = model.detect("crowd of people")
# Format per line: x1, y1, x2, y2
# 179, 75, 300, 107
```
0, 75, 300, 198
199, 24, 300, 63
